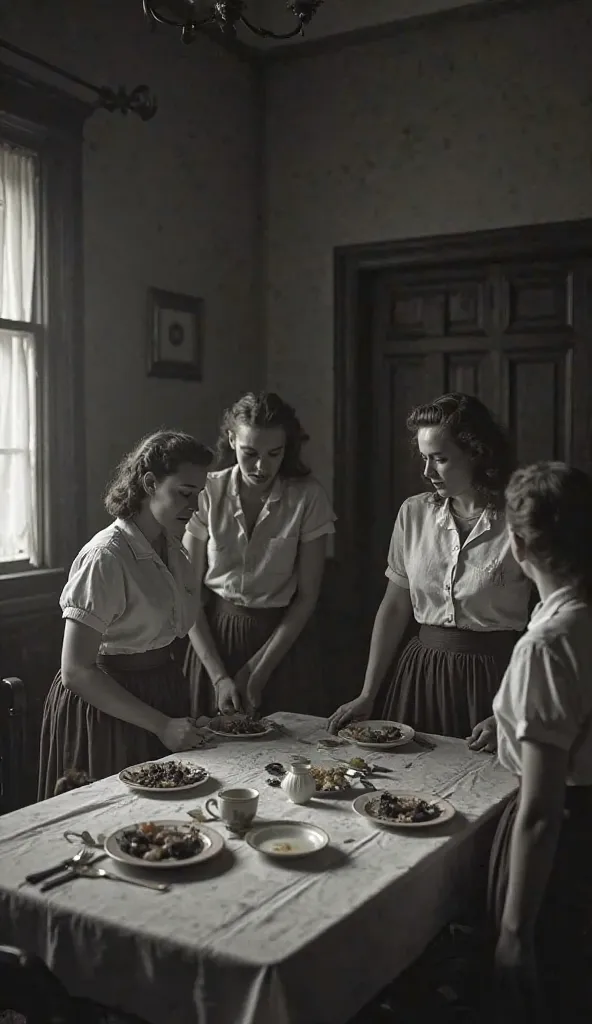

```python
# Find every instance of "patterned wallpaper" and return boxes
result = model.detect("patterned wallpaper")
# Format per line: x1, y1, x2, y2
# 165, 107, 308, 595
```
263, 0, 592, 494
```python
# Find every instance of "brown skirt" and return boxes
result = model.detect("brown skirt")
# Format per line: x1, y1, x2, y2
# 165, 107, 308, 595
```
487, 785, 592, 1022
37, 645, 190, 800
383, 624, 518, 737
183, 595, 321, 718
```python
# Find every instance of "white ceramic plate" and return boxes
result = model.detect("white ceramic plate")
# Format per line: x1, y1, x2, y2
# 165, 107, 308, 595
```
338, 720, 415, 750
104, 820, 224, 869
205, 716, 275, 740
246, 821, 329, 858
352, 790, 455, 829
119, 760, 209, 794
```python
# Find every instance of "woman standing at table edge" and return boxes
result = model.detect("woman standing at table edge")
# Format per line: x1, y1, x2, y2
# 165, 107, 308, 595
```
489, 462, 592, 1022
329, 392, 532, 744
183, 391, 336, 719
37, 430, 213, 800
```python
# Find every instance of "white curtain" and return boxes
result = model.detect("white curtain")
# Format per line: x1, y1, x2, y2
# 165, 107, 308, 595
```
0, 141, 39, 564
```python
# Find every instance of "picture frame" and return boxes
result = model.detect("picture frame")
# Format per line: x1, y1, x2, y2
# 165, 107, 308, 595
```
147, 287, 204, 380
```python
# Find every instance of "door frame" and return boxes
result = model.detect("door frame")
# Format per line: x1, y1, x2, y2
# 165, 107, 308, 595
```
333, 217, 592, 610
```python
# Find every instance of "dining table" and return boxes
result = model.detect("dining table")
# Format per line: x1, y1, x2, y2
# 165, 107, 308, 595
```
0, 712, 517, 1024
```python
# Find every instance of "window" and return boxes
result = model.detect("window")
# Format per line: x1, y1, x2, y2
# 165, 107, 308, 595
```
0, 141, 40, 569
0, 65, 89, 606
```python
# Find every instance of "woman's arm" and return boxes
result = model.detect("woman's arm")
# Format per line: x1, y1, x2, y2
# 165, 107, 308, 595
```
62, 620, 203, 754
500, 740, 568, 939
247, 535, 327, 684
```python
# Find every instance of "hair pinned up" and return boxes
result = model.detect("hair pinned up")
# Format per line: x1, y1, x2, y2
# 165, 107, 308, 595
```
104, 430, 213, 519
407, 392, 514, 506
215, 391, 310, 479
505, 461, 592, 598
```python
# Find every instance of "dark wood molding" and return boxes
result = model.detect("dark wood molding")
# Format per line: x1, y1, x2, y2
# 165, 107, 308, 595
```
333, 218, 592, 600
0, 60, 89, 587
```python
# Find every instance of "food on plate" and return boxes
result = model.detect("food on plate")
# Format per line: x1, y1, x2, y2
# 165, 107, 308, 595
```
348, 757, 370, 771
122, 761, 207, 788
343, 724, 403, 744
213, 716, 267, 735
367, 792, 442, 824
309, 765, 351, 792
272, 842, 294, 853
118, 821, 204, 862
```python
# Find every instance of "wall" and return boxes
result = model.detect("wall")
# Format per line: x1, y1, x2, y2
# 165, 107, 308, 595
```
0, 0, 263, 535
263, 0, 592, 494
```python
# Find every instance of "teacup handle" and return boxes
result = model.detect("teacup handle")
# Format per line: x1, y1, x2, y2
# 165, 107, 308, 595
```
204, 797, 220, 821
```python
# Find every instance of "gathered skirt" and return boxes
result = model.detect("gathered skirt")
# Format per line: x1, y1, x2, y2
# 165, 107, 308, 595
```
37, 645, 190, 800
383, 624, 518, 737
487, 785, 592, 1022
183, 595, 321, 719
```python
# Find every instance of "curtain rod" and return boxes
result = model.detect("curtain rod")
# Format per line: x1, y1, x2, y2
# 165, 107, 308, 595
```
0, 38, 157, 121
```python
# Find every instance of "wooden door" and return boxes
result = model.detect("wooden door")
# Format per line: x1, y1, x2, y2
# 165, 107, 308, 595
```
369, 259, 592, 602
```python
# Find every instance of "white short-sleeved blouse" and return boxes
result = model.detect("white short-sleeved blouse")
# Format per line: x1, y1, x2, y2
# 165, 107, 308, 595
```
386, 492, 530, 632
494, 587, 592, 785
185, 465, 336, 609
60, 519, 199, 655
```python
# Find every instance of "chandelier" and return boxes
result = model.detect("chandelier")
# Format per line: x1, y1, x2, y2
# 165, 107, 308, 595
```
142, 1, 324, 43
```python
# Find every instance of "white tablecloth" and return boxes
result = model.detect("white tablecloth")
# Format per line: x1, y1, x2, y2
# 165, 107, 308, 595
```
0, 714, 516, 1024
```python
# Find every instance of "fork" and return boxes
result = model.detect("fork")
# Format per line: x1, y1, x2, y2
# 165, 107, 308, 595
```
74, 866, 170, 892
25, 846, 97, 885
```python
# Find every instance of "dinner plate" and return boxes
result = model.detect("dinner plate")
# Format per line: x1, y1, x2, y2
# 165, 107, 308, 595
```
104, 820, 224, 869
338, 720, 415, 750
119, 760, 210, 794
352, 790, 455, 829
246, 821, 329, 858
309, 762, 355, 796
205, 716, 275, 740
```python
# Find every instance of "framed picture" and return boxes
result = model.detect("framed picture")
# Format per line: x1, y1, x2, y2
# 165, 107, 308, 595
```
147, 287, 204, 380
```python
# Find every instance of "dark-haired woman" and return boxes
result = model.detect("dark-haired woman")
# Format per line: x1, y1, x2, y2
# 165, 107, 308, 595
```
37, 431, 213, 799
183, 392, 335, 717
329, 393, 531, 741
489, 462, 592, 1022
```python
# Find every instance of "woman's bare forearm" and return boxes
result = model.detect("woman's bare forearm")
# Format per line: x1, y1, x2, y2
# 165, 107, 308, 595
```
361, 594, 412, 700
63, 665, 166, 735
188, 607, 230, 686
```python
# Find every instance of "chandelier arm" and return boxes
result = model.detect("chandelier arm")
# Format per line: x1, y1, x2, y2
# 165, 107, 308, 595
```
142, 1, 214, 30
239, 13, 304, 39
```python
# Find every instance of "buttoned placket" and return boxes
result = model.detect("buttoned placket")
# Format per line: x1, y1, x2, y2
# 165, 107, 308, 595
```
437, 502, 494, 627
226, 469, 283, 600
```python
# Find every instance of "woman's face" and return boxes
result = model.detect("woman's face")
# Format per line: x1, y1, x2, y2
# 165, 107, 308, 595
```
145, 462, 208, 534
230, 423, 286, 492
417, 426, 475, 500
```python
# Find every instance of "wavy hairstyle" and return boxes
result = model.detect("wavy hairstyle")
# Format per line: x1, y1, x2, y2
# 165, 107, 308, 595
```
104, 430, 213, 519
407, 392, 514, 507
215, 392, 310, 479
505, 461, 592, 598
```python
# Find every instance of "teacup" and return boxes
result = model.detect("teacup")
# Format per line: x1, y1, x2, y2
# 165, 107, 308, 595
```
205, 787, 259, 834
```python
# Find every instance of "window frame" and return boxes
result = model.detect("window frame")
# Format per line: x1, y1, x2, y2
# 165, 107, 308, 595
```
0, 63, 90, 612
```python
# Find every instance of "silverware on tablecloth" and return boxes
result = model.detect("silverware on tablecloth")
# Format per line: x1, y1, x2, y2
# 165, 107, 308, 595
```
74, 865, 170, 892
39, 854, 108, 892
25, 846, 97, 885
63, 829, 105, 849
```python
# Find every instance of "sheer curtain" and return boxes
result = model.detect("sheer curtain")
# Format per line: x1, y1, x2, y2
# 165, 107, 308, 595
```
0, 141, 39, 565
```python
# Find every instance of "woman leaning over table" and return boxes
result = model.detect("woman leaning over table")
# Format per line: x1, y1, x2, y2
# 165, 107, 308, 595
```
183, 391, 336, 718
489, 462, 592, 1022
329, 393, 532, 744
38, 431, 213, 800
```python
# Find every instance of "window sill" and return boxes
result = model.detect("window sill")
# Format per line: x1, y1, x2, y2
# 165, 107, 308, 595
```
0, 567, 65, 619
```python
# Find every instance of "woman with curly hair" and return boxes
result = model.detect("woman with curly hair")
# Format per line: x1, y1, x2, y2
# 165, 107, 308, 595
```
329, 393, 532, 742
38, 430, 212, 799
183, 392, 335, 717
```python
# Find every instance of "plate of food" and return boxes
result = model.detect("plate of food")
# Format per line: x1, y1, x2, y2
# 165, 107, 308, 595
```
205, 715, 275, 739
338, 720, 415, 750
104, 819, 224, 869
119, 759, 209, 793
352, 790, 455, 829
246, 821, 329, 859
309, 763, 355, 795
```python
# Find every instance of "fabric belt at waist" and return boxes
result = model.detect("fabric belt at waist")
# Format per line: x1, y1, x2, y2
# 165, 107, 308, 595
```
97, 644, 174, 672
210, 594, 286, 623
418, 624, 519, 657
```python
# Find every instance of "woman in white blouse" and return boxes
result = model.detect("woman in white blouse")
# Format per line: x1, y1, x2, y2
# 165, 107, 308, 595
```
38, 431, 212, 799
183, 392, 335, 717
329, 393, 531, 741
489, 462, 592, 1021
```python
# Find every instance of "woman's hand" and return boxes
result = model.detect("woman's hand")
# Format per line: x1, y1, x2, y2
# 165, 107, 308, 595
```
235, 662, 268, 714
214, 676, 242, 715
494, 928, 540, 1014
328, 694, 373, 735
468, 715, 497, 753
159, 717, 203, 752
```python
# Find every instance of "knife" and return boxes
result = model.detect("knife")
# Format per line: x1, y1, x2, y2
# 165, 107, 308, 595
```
40, 854, 107, 892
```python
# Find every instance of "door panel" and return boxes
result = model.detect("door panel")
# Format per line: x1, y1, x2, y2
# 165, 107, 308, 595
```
503, 348, 573, 464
